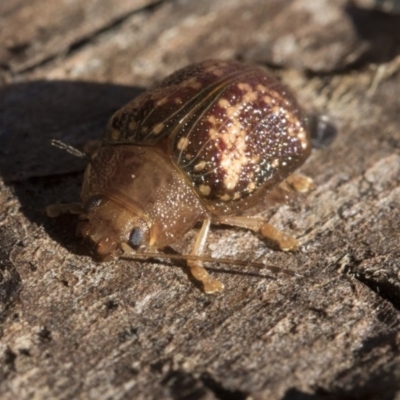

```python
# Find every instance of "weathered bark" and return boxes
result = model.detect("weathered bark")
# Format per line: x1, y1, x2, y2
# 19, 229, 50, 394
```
1, 1, 400, 399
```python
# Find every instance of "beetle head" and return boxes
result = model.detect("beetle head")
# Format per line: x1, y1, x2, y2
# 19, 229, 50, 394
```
77, 194, 150, 260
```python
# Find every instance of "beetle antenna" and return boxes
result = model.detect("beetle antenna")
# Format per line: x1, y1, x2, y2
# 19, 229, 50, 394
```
51, 139, 92, 162
121, 251, 299, 277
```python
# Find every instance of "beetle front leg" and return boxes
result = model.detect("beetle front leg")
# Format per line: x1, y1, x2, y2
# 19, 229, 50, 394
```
188, 218, 224, 294
46, 203, 84, 217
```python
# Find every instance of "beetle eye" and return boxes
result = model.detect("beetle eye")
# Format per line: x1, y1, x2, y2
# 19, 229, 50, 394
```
128, 228, 143, 249
84, 195, 105, 213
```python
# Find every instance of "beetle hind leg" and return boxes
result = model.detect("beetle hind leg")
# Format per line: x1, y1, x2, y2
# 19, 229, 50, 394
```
217, 173, 314, 251
282, 173, 314, 193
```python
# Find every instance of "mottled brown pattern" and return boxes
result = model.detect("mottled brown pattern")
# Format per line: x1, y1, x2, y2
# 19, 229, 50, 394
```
105, 61, 246, 145
105, 60, 311, 213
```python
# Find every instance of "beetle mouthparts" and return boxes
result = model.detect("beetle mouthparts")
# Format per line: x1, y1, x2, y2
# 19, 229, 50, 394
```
77, 220, 119, 259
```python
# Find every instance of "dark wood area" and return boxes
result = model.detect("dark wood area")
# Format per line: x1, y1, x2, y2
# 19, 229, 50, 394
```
1, 1, 400, 399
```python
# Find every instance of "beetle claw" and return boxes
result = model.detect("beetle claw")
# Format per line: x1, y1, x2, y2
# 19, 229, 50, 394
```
45, 203, 83, 217
188, 263, 224, 293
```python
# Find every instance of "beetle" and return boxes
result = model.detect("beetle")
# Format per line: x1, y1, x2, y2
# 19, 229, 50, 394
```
48, 59, 317, 293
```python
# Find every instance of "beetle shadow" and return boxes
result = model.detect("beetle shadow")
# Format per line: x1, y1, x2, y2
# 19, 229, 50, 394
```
345, 4, 400, 65
0, 80, 145, 252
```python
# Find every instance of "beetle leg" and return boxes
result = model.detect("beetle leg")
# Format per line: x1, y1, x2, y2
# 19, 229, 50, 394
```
188, 218, 224, 294
258, 222, 298, 251
283, 173, 315, 193
214, 216, 298, 251
46, 203, 84, 217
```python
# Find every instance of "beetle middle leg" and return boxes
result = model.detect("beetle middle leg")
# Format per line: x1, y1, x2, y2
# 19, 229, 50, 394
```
214, 215, 299, 251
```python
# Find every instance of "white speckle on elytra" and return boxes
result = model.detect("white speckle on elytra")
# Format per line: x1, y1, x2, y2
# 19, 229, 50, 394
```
256, 84, 268, 93
156, 98, 168, 106
183, 77, 202, 90
199, 184, 211, 196
271, 159, 280, 168
263, 96, 275, 105
237, 82, 258, 103
177, 136, 190, 150
208, 115, 217, 125
152, 123, 164, 135
111, 130, 121, 140
208, 115, 250, 191
247, 182, 256, 192
194, 161, 207, 171
218, 98, 231, 109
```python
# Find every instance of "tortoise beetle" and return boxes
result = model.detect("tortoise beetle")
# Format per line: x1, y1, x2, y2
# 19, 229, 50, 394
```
48, 60, 316, 293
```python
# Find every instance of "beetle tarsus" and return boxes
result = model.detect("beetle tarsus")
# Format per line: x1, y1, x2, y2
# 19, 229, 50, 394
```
284, 174, 315, 193
46, 203, 83, 217
187, 262, 224, 293
259, 223, 299, 251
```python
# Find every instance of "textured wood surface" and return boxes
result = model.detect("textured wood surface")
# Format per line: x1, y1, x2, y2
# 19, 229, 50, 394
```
1, 1, 400, 399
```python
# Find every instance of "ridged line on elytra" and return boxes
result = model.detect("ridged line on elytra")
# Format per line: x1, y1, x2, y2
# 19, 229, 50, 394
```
138, 66, 259, 145
169, 68, 262, 165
